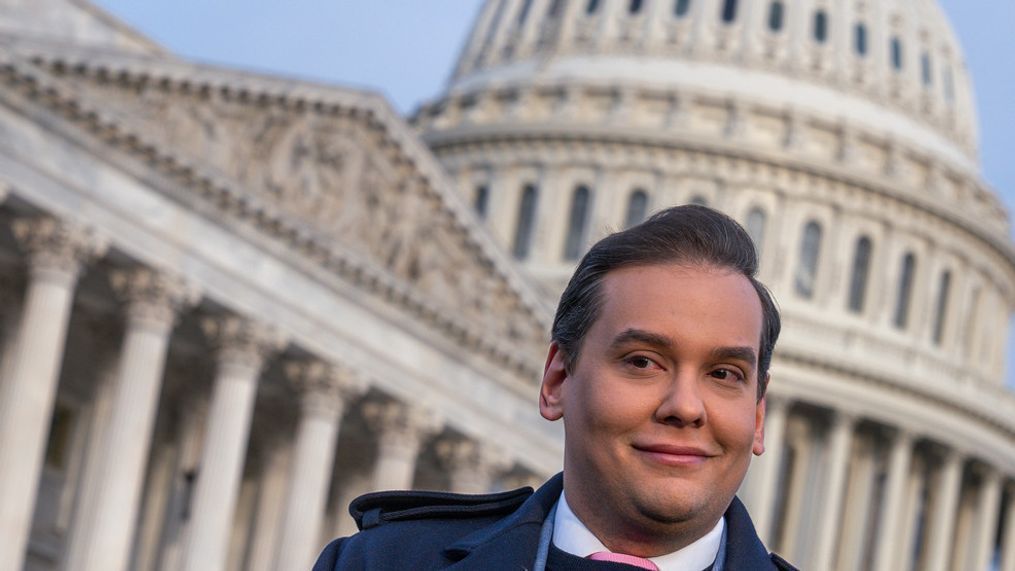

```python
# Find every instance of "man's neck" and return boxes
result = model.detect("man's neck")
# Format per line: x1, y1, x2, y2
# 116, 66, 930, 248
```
553, 491, 725, 569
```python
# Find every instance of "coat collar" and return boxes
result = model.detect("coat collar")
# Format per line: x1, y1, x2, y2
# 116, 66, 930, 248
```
442, 473, 775, 570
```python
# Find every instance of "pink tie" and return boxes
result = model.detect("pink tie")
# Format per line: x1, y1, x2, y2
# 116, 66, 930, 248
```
587, 552, 660, 570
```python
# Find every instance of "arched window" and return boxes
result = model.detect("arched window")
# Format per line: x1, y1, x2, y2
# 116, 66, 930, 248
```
517, 0, 533, 26
746, 208, 766, 257
512, 184, 538, 260
768, 1, 785, 32
721, 0, 738, 24
625, 189, 649, 228
547, 0, 564, 18
473, 184, 489, 219
675, 0, 692, 18
795, 221, 822, 299
689, 194, 708, 206
921, 52, 933, 86
586, 0, 600, 15
847, 236, 872, 313
813, 10, 828, 43
893, 252, 917, 328
629, 0, 644, 15
854, 23, 868, 56
563, 185, 592, 260
890, 37, 903, 70
932, 271, 952, 345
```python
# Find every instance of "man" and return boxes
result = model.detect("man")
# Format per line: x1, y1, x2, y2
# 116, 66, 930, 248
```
313, 205, 796, 570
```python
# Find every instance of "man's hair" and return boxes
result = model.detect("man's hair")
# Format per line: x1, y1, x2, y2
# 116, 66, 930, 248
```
551, 204, 781, 399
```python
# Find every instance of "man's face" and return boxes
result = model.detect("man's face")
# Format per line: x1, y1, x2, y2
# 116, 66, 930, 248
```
540, 263, 766, 550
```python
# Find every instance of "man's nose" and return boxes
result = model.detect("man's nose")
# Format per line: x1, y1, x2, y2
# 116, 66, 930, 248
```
654, 368, 706, 428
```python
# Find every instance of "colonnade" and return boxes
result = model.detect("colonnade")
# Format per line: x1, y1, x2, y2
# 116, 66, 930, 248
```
0, 214, 534, 571
742, 395, 1015, 571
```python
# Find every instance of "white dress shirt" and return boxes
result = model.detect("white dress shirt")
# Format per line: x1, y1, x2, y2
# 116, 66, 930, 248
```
551, 491, 724, 571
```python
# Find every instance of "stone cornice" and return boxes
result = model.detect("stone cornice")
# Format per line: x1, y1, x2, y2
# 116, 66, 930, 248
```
776, 346, 1015, 449
0, 49, 550, 381
423, 126, 1015, 294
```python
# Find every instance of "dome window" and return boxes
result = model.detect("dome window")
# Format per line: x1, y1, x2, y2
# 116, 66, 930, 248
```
813, 10, 828, 43
629, 0, 644, 15
512, 184, 539, 260
893, 252, 917, 329
795, 221, 822, 299
932, 270, 952, 345
473, 184, 489, 219
847, 236, 872, 313
854, 23, 868, 56
890, 37, 903, 71
563, 185, 592, 261
625, 189, 649, 228
586, 0, 600, 15
944, 67, 955, 102
768, 1, 785, 32
721, 0, 738, 24
746, 208, 767, 260
675, 0, 692, 18
921, 52, 933, 86
516, 0, 533, 27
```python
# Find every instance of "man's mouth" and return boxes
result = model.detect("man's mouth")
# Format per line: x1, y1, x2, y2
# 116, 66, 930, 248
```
631, 443, 715, 466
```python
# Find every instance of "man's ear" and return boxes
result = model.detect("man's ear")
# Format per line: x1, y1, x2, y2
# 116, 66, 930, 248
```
753, 377, 770, 456
539, 341, 568, 421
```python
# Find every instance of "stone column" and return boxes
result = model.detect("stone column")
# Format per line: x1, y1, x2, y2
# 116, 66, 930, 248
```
365, 400, 443, 492
925, 448, 964, 571
181, 317, 285, 571
0, 217, 101, 571
969, 467, 1002, 571
812, 411, 857, 571
274, 360, 365, 571
77, 267, 195, 571
840, 439, 881, 571
1001, 481, 1015, 571
436, 437, 512, 494
246, 440, 292, 571
872, 428, 914, 571
743, 395, 789, 544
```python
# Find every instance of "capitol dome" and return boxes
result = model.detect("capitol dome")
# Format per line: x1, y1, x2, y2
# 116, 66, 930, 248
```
417, 1, 1015, 569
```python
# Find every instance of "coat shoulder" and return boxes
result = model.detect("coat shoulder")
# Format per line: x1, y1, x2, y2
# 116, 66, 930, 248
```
349, 485, 534, 530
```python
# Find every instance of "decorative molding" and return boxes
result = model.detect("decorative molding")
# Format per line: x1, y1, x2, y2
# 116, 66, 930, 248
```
109, 266, 198, 332
201, 315, 287, 377
0, 50, 551, 381
11, 215, 107, 284
284, 359, 367, 419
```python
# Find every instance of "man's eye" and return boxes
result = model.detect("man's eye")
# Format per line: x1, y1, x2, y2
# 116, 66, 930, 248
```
630, 357, 653, 368
711, 368, 745, 382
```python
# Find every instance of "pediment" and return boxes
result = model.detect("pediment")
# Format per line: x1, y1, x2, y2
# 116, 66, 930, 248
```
3, 49, 551, 376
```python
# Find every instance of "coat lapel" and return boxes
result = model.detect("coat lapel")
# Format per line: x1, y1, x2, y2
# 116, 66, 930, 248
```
442, 474, 563, 570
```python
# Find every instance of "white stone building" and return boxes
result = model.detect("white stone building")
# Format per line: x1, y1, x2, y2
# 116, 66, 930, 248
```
0, 0, 1011, 570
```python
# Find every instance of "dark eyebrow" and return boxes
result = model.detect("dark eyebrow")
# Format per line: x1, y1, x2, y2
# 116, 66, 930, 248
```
711, 346, 757, 367
609, 329, 674, 350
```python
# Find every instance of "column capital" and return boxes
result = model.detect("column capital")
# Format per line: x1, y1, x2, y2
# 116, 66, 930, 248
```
829, 408, 859, 429
435, 436, 513, 476
202, 315, 287, 376
111, 267, 198, 332
12, 215, 106, 284
364, 400, 443, 456
763, 393, 790, 413
285, 359, 365, 418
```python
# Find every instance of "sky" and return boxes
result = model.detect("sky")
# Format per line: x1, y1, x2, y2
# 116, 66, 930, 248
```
91, 0, 1015, 388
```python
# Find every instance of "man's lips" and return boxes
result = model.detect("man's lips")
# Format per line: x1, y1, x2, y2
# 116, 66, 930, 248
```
632, 443, 716, 466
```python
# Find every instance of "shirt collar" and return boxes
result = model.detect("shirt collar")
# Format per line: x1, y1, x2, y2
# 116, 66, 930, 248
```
551, 491, 725, 571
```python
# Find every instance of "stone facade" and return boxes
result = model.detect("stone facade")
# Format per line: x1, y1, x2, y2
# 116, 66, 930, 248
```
0, 1, 1011, 571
